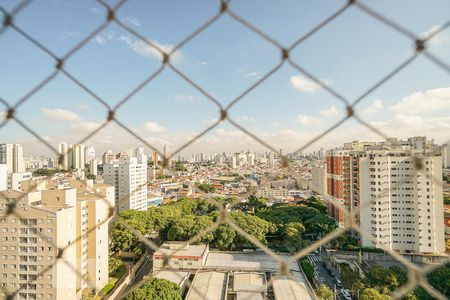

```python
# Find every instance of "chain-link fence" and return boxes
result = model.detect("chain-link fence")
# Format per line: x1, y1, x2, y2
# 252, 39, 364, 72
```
0, 0, 449, 299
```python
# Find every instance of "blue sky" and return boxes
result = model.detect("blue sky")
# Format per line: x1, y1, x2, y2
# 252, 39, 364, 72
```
0, 0, 449, 157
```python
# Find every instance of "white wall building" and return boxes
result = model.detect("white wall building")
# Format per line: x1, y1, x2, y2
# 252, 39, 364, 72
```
103, 156, 148, 212
442, 143, 450, 168
7, 172, 32, 191
358, 150, 445, 254
0, 164, 7, 191
0, 143, 25, 173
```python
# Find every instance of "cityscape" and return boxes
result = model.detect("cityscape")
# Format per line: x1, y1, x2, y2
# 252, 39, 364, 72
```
0, 137, 449, 300
1, 1, 450, 300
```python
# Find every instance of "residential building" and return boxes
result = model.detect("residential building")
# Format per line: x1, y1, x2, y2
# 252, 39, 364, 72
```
311, 166, 327, 195
442, 143, 450, 168
84, 147, 96, 162
0, 144, 25, 173
327, 137, 445, 254
358, 150, 444, 254
103, 156, 148, 212
89, 159, 98, 176
0, 164, 6, 191
0, 179, 114, 300
58, 142, 69, 169
7, 172, 32, 191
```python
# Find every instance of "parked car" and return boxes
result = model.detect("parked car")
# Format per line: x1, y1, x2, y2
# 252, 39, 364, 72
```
335, 278, 342, 287
340, 289, 352, 300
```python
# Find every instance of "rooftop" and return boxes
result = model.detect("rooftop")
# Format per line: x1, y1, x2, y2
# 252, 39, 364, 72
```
272, 274, 312, 300
153, 270, 190, 286
153, 242, 208, 259
233, 272, 266, 293
185, 271, 228, 300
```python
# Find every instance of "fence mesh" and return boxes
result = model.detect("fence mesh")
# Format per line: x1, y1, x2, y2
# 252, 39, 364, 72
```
0, 0, 449, 299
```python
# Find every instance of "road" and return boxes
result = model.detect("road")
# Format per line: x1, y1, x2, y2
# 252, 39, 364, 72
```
115, 256, 152, 299
308, 253, 347, 300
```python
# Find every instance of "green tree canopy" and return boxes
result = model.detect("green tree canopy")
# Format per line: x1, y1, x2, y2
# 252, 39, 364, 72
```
359, 288, 391, 300
126, 278, 182, 300
315, 284, 334, 300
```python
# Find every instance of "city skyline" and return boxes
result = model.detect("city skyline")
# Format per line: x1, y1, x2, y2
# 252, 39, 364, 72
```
0, 1, 449, 157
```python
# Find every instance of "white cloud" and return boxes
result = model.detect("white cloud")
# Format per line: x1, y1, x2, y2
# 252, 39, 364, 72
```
363, 99, 384, 114
297, 114, 322, 126
319, 105, 339, 118
69, 121, 101, 132
203, 118, 218, 125
42, 108, 82, 121
93, 35, 106, 45
388, 87, 450, 114
89, 7, 101, 14
92, 30, 115, 45
244, 72, 261, 78
144, 122, 166, 133
421, 25, 448, 46
238, 115, 256, 122
118, 35, 182, 62
125, 16, 141, 27
290, 75, 329, 93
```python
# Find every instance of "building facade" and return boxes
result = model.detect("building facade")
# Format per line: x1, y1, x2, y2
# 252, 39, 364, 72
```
0, 180, 114, 300
103, 156, 148, 212
326, 137, 445, 254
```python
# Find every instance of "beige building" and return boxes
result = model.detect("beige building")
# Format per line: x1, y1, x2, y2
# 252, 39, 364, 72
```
0, 179, 114, 300
310, 166, 327, 196
153, 242, 209, 271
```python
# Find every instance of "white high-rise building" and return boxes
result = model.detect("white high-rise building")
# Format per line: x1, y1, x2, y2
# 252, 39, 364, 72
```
85, 146, 96, 162
58, 142, 69, 169
357, 150, 444, 254
442, 143, 450, 168
72, 144, 85, 170
0, 164, 7, 191
0, 143, 25, 173
103, 155, 148, 212
90, 159, 98, 176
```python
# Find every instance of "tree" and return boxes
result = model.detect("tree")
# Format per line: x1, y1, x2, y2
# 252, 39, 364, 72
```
108, 257, 123, 275
126, 278, 182, 300
214, 225, 236, 250
284, 222, 305, 249
196, 183, 216, 193
300, 258, 315, 281
248, 195, 267, 212
230, 211, 271, 248
427, 263, 450, 298
166, 215, 214, 243
359, 288, 391, 300
315, 284, 334, 300
86, 173, 96, 179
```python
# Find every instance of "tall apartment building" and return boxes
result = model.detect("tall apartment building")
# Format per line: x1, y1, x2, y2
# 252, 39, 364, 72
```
0, 164, 7, 191
442, 143, 450, 168
103, 155, 148, 212
84, 147, 96, 162
58, 143, 86, 170
58, 143, 69, 169
0, 180, 114, 300
358, 150, 444, 254
326, 137, 445, 254
310, 165, 327, 196
0, 144, 25, 173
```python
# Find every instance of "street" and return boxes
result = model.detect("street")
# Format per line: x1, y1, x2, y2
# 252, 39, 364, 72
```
308, 253, 347, 300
